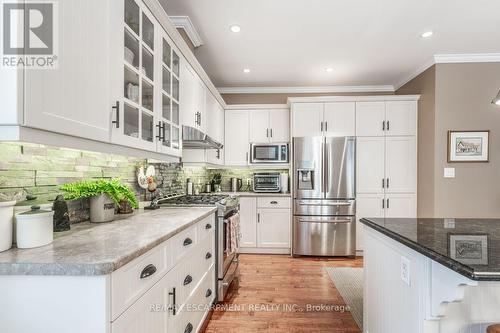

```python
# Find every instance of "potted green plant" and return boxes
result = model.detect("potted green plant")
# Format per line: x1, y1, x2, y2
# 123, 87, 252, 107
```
60, 179, 138, 223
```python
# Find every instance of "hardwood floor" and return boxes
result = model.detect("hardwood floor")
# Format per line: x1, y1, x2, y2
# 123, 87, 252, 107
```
202, 254, 363, 333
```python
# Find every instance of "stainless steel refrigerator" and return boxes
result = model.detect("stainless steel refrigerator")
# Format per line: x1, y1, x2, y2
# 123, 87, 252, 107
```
292, 137, 356, 257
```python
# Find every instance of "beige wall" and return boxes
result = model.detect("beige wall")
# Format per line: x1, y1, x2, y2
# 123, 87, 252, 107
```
222, 91, 393, 105
396, 65, 436, 217
434, 63, 500, 217
398, 63, 500, 218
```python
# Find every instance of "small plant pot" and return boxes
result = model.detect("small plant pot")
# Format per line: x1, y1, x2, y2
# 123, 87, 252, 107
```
89, 194, 115, 223
118, 199, 133, 214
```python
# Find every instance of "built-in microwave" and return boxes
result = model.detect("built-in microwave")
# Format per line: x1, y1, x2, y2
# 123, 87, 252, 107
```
250, 143, 289, 164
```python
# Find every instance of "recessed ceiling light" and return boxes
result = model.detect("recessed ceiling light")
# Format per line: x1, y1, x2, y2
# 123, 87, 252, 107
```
421, 31, 433, 38
230, 25, 241, 33
325, 67, 334, 73
243, 68, 250, 73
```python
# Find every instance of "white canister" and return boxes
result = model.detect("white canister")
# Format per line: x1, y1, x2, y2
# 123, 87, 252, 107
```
16, 206, 54, 249
13, 203, 52, 244
0, 201, 16, 252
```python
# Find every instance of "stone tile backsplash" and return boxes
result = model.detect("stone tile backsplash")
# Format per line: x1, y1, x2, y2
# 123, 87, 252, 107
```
0, 142, 288, 223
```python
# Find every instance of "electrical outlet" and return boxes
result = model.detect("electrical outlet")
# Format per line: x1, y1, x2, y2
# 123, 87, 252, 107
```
401, 256, 411, 286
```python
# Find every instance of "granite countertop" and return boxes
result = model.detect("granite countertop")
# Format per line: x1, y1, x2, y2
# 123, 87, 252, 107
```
361, 218, 500, 281
221, 192, 291, 197
0, 207, 217, 276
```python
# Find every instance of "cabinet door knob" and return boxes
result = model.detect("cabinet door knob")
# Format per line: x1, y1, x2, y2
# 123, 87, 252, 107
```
205, 252, 212, 259
205, 223, 212, 230
206, 289, 212, 298
270, 201, 278, 204
183, 275, 193, 286
140, 264, 157, 279
270, 128, 273, 137
183, 238, 193, 246
257, 213, 260, 223
111, 101, 120, 128
387, 121, 390, 131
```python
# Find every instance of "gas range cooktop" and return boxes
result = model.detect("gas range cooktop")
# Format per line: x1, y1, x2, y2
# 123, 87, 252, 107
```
160, 194, 228, 206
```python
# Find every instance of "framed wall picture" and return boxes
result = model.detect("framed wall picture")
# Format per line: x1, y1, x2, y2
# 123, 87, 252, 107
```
447, 130, 489, 162
448, 234, 489, 265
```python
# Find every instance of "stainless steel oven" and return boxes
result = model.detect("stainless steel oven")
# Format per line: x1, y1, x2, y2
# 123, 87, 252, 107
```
250, 143, 289, 164
216, 198, 240, 301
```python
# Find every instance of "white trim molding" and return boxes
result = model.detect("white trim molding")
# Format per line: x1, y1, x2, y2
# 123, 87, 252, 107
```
169, 16, 204, 48
434, 53, 500, 64
395, 53, 500, 90
218, 85, 395, 94
225, 104, 289, 110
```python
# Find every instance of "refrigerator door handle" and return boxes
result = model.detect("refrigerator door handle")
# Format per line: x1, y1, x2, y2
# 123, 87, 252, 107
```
323, 139, 329, 197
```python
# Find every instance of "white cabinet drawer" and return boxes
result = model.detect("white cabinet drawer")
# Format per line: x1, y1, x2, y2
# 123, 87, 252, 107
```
111, 239, 170, 320
197, 215, 215, 242
172, 224, 198, 266
257, 197, 291, 209
198, 233, 215, 278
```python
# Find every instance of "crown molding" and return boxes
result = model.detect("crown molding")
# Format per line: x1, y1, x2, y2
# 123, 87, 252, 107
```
169, 16, 203, 48
434, 53, 500, 64
395, 53, 500, 90
218, 85, 395, 94
225, 104, 289, 110
394, 57, 435, 90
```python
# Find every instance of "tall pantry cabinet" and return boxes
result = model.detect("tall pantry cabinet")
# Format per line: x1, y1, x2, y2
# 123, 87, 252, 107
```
355, 100, 417, 252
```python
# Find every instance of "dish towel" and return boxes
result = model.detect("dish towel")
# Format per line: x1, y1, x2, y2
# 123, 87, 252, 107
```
227, 212, 240, 254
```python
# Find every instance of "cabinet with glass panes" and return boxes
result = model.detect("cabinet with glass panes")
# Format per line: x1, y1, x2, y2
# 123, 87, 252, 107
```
112, 0, 181, 157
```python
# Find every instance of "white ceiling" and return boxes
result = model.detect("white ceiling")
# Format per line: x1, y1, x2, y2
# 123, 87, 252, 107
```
161, 0, 500, 89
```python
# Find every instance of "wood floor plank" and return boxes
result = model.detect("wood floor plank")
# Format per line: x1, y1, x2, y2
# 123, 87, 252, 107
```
201, 254, 363, 333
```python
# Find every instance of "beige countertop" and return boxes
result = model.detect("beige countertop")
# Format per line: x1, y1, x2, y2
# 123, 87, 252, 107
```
0, 207, 217, 276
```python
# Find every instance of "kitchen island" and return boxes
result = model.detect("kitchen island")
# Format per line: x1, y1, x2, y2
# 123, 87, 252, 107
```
361, 218, 500, 333
0, 207, 217, 333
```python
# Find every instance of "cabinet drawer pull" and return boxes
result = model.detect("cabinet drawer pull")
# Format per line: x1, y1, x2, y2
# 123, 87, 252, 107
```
140, 264, 157, 279
206, 289, 212, 298
205, 252, 212, 259
168, 287, 176, 315
270, 201, 278, 205
183, 275, 193, 286
183, 238, 193, 246
184, 323, 193, 333
205, 223, 212, 230
112, 101, 120, 128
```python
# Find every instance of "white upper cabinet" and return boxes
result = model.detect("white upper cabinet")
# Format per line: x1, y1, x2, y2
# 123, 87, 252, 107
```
323, 102, 356, 137
385, 136, 417, 193
180, 63, 206, 132
249, 109, 290, 143
269, 109, 290, 142
23, 0, 112, 142
249, 110, 270, 143
292, 102, 355, 137
356, 100, 416, 137
355, 102, 386, 137
385, 101, 417, 136
356, 137, 385, 194
292, 103, 323, 137
225, 110, 250, 166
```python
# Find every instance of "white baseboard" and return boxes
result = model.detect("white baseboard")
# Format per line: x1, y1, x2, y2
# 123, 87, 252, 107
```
239, 247, 291, 254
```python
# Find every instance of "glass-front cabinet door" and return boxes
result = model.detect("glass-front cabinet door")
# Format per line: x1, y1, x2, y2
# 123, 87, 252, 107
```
111, 0, 181, 157
157, 30, 181, 155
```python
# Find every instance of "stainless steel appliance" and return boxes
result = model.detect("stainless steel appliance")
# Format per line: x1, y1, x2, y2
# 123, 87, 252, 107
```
292, 137, 356, 257
253, 172, 281, 193
148, 194, 240, 301
230, 178, 242, 192
250, 143, 289, 164
182, 125, 223, 149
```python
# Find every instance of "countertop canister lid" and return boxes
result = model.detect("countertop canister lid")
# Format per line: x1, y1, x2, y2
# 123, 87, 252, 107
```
17, 205, 54, 218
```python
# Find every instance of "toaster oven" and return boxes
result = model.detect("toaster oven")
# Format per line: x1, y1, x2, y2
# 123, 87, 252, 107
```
253, 173, 281, 193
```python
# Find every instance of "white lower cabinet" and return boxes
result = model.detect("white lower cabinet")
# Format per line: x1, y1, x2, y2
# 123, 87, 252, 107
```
239, 196, 291, 254
257, 209, 290, 248
112, 214, 216, 333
